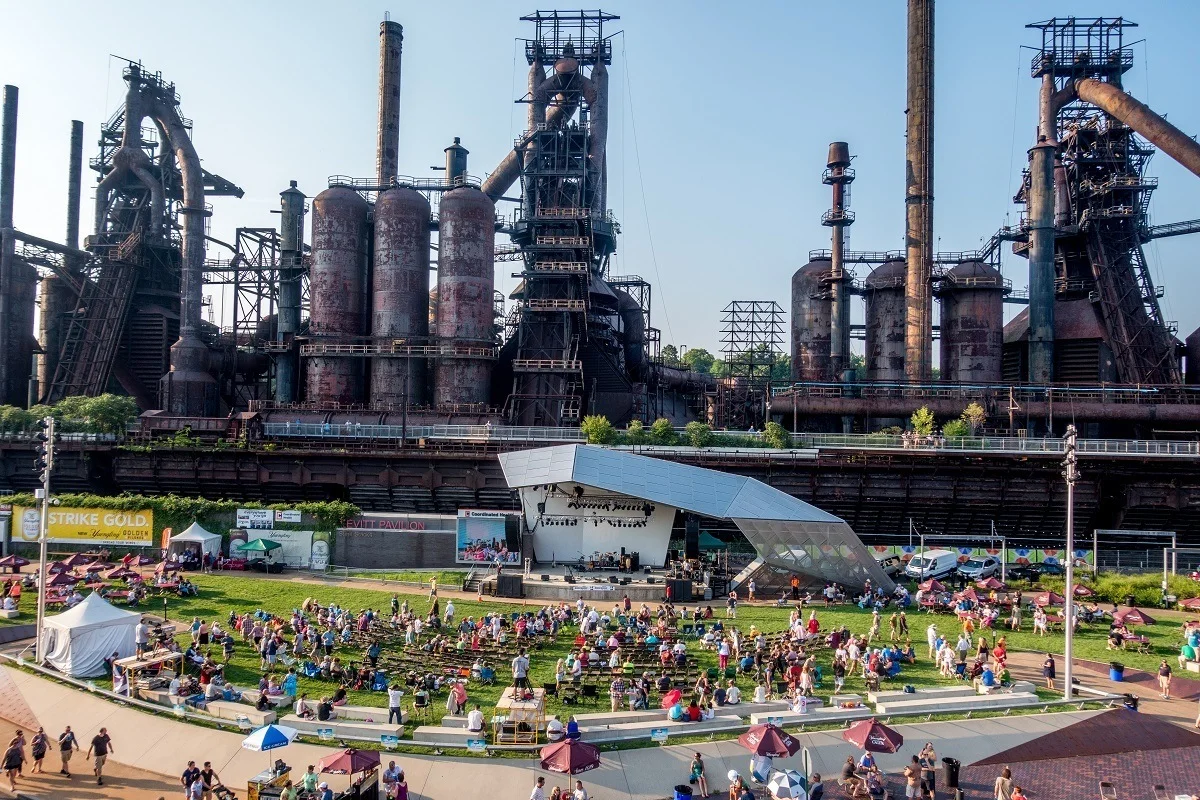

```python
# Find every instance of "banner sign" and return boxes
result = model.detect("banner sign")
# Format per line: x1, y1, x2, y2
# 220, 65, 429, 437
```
466, 738, 488, 752
456, 509, 521, 564
245, 530, 314, 568
870, 544, 1093, 566
380, 735, 400, 748
274, 510, 302, 524
236, 509, 274, 530
15, 506, 154, 546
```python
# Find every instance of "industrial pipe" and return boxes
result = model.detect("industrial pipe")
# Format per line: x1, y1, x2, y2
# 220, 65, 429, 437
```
904, 0, 934, 382
93, 69, 163, 237
275, 180, 305, 403
587, 56, 608, 214
40, 120, 85, 395
376, 20, 404, 184
0, 86, 16, 403
1073, 78, 1200, 179
1027, 137, 1057, 384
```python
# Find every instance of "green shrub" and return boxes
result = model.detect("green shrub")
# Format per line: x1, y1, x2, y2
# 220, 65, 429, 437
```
580, 415, 617, 445
941, 419, 969, 438
911, 406, 935, 436
625, 419, 647, 445
648, 418, 677, 446
763, 421, 789, 449
1039, 571, 1200, 606
685, 421, 714, 448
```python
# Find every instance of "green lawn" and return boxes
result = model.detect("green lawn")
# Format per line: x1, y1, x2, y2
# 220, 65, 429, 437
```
342, 570, 469, 587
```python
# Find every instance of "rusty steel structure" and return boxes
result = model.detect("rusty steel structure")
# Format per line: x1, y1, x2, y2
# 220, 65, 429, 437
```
371, 186, 431, 407
864, 257, 908, 383
904, 0, 935, 382
376, 19, 404, 185
937, 260, 1006, 382
791, 257, 833, 383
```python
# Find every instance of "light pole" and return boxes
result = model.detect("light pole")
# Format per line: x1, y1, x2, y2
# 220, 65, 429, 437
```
33, 415, 55, 666
1062, 424, 1078, 700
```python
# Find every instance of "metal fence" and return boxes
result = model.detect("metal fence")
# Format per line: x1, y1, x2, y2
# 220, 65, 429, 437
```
263, 422, 583, 443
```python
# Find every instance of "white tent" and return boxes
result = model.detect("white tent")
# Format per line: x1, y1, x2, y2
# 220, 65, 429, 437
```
168, 521, 223, 560
42, 593, 140, 677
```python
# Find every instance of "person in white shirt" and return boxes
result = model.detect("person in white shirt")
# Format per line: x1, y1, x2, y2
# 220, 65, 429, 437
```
444, 600, 455, 624
573, 780, 589, 800
753, 681, 769, 703
388, 684, 405, 725
673, 641, 687, 656
511, 649, 530, 688
546, 715, 565, 742
466, 704, 485, 733
725, 681, 741, 704
135, 622, 150, 655
531, 776, 547, 800
570, 658, 583, 679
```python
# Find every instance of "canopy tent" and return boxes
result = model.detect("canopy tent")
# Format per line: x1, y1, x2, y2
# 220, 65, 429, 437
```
168, 522, 223, 561
697, 532, 726, 550
42, 592, 140, 677
237, 538, 281, 555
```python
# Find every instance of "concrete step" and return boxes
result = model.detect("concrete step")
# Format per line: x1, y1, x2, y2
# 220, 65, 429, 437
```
875, 692, 1042, 716
280, 714, 404, 741
749, 706, 873, 726
867, 686, 977, 704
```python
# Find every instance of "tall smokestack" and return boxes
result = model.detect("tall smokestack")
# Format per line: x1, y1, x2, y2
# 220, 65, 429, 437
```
0, 86, 18, 403
824, 141, 855, 385
376, 19, 404, 184
904, 0, 934, 382
66, 120, 83, 250
39, 120, 84, 396
1027, 73, 1058, 383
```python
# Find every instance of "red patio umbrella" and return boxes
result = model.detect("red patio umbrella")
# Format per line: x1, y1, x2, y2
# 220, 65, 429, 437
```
956, 587, 979, 602
62, 553, 93, 568
1033, 591, 1065, 607
135, 554, 156, 566
539, 739, 601, 775
1114, 607, 1156, 626
976, 577, 1005, 591
44, 560, 68, 574
157, 561, 182, 573
737, 723, 802, 758
0, 554, 30, 571
316, 748, 380, 775
843, 719, 903, 753
1179, 597, 1200, 611
84, 561, 115, 572
918, 579, 945, 593
1072, 584, 1095, 598
46, 572, 80, 587
106, 566, 139, 581
659, 688, 681, 709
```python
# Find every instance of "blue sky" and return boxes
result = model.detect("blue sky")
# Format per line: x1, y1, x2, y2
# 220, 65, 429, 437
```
2, 1, 1198, 355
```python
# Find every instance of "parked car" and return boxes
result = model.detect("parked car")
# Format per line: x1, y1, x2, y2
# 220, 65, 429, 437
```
874, 554, 903, 577
957, 556, 1001, 580
1005, 562, 1065, 581
904, 549, 959, 581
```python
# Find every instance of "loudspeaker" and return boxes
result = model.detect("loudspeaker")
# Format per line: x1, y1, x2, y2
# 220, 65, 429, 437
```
620, 546, 626, 557
496, 574, 524, 598
646, 577, 657, 584
540, 575, 550, 582
670, 579, 693, 603
684, 515, 700, 560
504, 516, 522, 552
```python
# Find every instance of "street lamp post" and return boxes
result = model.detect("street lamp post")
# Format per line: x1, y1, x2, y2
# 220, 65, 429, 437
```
33, 416, 55, 666
1062, 424, 1079, 701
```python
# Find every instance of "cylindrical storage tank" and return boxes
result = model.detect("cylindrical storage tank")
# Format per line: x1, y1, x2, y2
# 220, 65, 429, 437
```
864, 257, 907, 382
939, 260, 1005, 383
434, 186, 495, 407
790, 257, 833, 381
371, 187, 431, 407
616, 290, 645, 374
306, 187, 370, 405
1187, 326, 1200, 385
37, 273, 71, 395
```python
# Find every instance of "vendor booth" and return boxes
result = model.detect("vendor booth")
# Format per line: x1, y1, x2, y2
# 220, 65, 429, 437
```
41, 592, 140, 677
168, 522, 223, 564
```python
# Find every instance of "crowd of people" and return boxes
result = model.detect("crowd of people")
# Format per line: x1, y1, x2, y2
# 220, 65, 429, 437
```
1, 724, 110, 793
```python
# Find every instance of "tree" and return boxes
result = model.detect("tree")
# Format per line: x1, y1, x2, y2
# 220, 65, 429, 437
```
580, 415, 616, 444
961, 402, 986, 434
625, 419, 647, 445
763, 421, 789, 449
910, 406, 935, 436
85, 394, 139, 434
684, 421, 714, 448
769, 354, 792, 382
942, 419, 969, 438
681, 347, 716, 375
660, 344, 680, 366
648, 417, 677, 445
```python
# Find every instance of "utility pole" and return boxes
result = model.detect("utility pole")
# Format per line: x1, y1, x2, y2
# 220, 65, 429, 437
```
1062, 424, 1078, 700
33, 415, 55, 665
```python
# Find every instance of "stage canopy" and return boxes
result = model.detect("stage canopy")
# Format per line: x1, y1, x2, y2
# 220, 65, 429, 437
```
42, 592, 140, 677
498, 444, 893, 590
168, 522, 223, 560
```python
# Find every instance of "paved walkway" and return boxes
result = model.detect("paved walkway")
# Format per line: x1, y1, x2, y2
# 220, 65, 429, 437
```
1, 662, 1093, 800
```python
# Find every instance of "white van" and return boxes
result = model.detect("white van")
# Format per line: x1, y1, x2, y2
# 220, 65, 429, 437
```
904, 549, 960, 580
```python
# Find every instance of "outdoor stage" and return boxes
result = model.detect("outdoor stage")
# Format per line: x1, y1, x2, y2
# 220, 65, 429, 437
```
479, 564, 703, 604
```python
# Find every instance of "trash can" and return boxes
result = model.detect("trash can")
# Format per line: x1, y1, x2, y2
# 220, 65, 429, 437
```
942, 757, 960, 788
674, 785, 694, 800
1109, 662, 1125, 682
1126, 594, 1136, 607
1122, 693, 1139, 711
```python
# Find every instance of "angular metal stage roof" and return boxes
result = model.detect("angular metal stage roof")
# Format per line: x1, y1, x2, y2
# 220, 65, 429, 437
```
499, 445, 893, 591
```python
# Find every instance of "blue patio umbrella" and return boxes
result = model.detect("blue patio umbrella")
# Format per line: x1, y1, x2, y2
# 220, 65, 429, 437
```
241, 724, 298, 753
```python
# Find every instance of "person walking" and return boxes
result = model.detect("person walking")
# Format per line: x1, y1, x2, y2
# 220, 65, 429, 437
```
29, 727, 48, 774
1042, 653, 1056, 691
3, 737, 24, 793
918, 742, 937, 799
57, 725, 79, 776
182, 761, 201, 796
388, 683, 405, 725
903, 756, 920, 799
86, 726, 113, 786
530, 776, 547, 800
993, 766, 1014, 800
199, 761, 222, 800
690, 752, 709, 797
1159, 659, 1173, 699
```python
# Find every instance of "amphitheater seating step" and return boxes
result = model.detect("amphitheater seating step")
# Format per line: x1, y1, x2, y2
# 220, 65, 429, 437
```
874, 692, 1042, 716
280, 714, 403, 741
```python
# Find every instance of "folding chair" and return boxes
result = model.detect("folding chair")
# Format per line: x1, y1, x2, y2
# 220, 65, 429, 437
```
1099, 781, 1117, 800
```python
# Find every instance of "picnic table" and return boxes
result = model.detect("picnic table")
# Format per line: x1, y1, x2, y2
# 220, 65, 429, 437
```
1122, 633, 1151, 653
